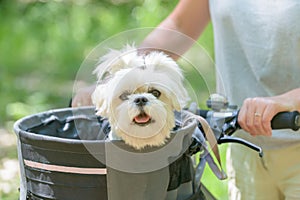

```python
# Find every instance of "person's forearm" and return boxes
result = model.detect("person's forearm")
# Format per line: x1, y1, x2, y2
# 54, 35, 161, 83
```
139, 0, 210, 60
277, 88, 300, 111
139, 19, 193, 60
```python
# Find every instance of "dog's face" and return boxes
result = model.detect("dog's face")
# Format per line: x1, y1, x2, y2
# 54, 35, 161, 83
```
92, 46, 189, 149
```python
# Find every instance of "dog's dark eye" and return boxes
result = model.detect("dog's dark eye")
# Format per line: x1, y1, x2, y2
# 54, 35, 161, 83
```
149, 89, 161, 98
119, 91, 130, 101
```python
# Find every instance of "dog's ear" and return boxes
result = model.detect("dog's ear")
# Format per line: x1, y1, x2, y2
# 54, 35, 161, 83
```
91, 85, 109, 116
170, 91, 189, 111
172, 97, 182, 111
93, 45, 143, 80
174, 83, 190, 111
93, 49, 126, 81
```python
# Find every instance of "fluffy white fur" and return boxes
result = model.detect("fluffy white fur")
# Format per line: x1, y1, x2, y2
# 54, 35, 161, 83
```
92, 45, 189, 150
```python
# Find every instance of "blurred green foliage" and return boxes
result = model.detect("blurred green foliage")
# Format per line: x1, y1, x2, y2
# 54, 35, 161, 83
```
0, 0, 180, 125
0, 0, 214, 125
0, 0, 227, 199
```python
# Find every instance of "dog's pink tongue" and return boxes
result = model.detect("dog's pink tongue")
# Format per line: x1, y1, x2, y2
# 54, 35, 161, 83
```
134, 114, 151, 124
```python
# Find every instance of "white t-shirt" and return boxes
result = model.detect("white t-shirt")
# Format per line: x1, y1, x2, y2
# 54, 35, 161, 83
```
209, 0, 300, 149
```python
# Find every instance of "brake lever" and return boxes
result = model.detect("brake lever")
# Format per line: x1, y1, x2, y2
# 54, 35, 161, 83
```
195, 107, 264, 157
218, 136, 263, 157
217, 111, 263, 157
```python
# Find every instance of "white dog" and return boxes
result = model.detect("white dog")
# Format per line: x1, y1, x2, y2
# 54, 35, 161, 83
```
92, 46, 189, 150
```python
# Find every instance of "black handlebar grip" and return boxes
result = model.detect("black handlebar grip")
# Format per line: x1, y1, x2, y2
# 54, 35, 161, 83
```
271, 111, 300, 131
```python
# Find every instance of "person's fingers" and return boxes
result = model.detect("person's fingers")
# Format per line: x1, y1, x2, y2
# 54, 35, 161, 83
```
238, 97, 272, 136
252, 106, 268, 136
238, 98, 251, 133
261, 105, 276, 136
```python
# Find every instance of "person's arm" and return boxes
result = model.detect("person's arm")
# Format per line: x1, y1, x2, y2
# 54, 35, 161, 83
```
238, 88, 300, 136
72, 0, 210, 107
140, 0, 210, 60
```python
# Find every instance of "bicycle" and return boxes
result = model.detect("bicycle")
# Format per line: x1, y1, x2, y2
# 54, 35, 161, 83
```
14, 94, 300, 200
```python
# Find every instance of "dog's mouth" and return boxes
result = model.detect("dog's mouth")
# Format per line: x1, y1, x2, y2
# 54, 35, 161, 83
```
133, 112, 152, 126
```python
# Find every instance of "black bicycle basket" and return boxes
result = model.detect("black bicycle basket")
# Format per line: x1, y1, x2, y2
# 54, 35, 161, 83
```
14, 106, 209, 200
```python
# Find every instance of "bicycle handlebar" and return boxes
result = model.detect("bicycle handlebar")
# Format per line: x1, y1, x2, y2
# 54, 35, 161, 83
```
198, 110, 300, 132
193, 106, 300, 157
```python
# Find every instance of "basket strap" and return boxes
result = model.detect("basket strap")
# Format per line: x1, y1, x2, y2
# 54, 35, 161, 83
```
192, 114, 227, 180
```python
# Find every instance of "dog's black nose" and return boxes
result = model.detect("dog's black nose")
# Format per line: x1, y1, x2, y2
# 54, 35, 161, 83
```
134, 97, 148, 106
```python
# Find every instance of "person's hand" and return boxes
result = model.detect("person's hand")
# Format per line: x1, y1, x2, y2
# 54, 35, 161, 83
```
238, 94, 297, 136
71, 85, 96, 107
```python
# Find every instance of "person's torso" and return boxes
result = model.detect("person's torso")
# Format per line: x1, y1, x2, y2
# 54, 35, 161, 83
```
209, 0, 300, 148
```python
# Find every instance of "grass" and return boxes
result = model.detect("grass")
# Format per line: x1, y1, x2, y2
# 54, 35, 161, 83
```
0, 0, 228, 199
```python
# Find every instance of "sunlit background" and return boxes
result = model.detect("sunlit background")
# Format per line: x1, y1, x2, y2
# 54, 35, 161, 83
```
0, 0, 227, 199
